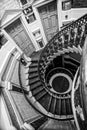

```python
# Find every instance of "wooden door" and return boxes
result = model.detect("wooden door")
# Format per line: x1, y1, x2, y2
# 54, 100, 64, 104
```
38, 0, 58, 41
5, 18, 35, 56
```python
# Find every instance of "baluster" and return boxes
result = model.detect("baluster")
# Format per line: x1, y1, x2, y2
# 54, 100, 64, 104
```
63, 31, 69, 48
75, 26, 82, 47
69, 28, 75, 47
80, 23, 87, 47
58, 35, 64, 50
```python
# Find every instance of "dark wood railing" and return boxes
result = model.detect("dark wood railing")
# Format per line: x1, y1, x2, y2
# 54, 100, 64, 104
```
38, 13, 87, 87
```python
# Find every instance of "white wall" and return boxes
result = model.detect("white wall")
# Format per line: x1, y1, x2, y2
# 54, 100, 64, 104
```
61, 8, 87, 23
58, 0, 87, 29
0, 39, 22, 79
0, 95, 12, 130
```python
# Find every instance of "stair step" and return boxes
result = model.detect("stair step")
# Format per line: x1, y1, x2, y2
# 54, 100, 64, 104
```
47, 95, 52, 112
30, 81, 42, 90
64, 62, 78, 71
32, 85, 44, 96
31, 58, 39, 62
30, 62, 38, 67
64, 58, 79, 68
29, 72, 38, 79
31, 55, 40, 61
9, 91, 41, 124
31, 116, 47, 130
55, 98, 61, 115
38, 93, 51, 111
29, 77, 40, 85
66, 98, 72, 115
64, 55, 80, 66
61, 99, 66, 115
70, 57, 80, 66
29, 67, 38, 73
49, 96, 56, 114
35, 89, 47, 101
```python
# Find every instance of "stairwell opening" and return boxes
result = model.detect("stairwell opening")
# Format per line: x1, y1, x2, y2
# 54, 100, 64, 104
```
51, 75, 69, 93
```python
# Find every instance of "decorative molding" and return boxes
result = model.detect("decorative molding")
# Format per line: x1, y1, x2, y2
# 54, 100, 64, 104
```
1, 9, 22, 28
33, 0, 53, 7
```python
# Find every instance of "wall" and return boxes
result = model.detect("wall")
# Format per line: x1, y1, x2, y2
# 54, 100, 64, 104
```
72, 0, 87, 8
0, 39, 22, 78
0, 94, 12, 130
58, 0, 87, 29
0, 0, 47, 51
0, 0, 20, 18
61, 8, 87, 23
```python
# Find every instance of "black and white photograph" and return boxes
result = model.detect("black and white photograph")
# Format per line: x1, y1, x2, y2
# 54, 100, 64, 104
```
0, 0, 87, 130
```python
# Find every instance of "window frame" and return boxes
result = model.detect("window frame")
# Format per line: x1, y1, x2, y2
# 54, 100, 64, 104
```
20, 0, 34, 7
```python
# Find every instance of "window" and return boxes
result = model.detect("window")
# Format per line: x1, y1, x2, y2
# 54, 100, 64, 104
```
23, 6, 36, 24
62, 0, 71, 10
20, 0, 27, 5
23, 6, 33, 14
37, 39, 44, 48
33, 30, 44, 49
20, 0, 34, 6
26, 13, 36, 23
33, 30, 41, 38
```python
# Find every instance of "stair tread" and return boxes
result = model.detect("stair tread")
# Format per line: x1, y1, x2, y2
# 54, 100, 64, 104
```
38, 119, 76, 130
32, 85, 44, 96
38, 93, 51, 111
9, 91, 41, 123
49, 96, 56, 114
66, 98, 72, 115
30, 81, 42, 90
61, 99, 66, 115
29, 77, 40, 84
29, 72, 39, 78
29, 67, 38, 73
35, 89, 47, 101
31, 116, 47, 130
55, 98, 61, 115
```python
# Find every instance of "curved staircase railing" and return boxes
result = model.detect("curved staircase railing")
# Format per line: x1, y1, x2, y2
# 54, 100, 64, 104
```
38, 14, 87, 86
34, 13, 87, 120
19, 14, 87, 121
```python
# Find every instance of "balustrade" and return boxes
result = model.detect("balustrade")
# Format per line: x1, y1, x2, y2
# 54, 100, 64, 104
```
38, 14, 87, 86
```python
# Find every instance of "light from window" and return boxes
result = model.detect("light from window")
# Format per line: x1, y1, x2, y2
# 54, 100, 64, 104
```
37, 39, 44, 48
62, 0, 71, 10
26, 14, 36, 23
20, 0, 27, 5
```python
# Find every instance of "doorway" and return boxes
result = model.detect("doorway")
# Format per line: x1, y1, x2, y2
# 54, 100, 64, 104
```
38, 0, 59, 41
5, 18, 35, 56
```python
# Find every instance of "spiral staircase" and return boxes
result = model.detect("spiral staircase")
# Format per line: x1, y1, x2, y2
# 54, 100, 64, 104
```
19, 14, 87, 130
